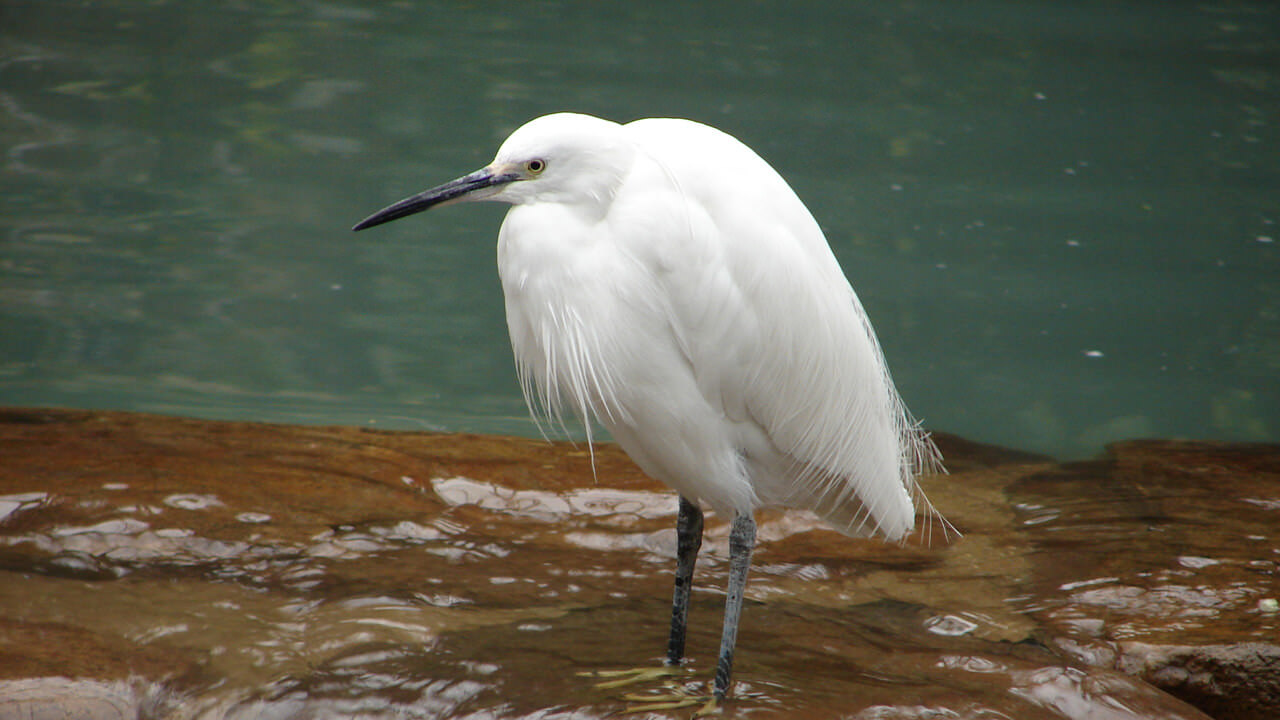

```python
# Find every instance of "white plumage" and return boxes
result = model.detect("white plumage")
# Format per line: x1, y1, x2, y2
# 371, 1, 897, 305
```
353, 112, 946, 702
492, 113, 940, 540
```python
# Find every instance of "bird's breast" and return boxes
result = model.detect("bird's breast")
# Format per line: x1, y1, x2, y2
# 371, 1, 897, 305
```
496, 204, 676, 427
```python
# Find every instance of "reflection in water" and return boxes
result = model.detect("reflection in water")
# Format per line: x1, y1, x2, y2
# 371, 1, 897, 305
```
924, 613, 980, 637
2, 410, 1264, 718
0, 678, 165, 720
0, 491, 49, 522
433, 476, 677, 521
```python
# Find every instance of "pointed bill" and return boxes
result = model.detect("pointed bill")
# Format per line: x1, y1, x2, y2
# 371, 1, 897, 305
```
352, 166, 519, 231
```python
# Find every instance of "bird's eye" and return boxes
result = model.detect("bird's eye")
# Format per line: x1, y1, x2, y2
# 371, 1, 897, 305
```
526, 159, 546, 175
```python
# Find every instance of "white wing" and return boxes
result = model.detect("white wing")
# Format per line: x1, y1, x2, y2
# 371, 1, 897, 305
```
623, 119, 942, 541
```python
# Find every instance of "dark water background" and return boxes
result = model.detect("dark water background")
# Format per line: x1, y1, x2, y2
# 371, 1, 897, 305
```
2, 1, 1277, 459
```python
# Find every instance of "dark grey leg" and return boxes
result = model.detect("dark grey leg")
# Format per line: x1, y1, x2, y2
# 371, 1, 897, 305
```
666, 496, 704, 665
712, 512, 756, 700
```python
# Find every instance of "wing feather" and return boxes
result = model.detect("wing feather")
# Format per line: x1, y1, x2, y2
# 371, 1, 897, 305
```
625, 119, 945, 541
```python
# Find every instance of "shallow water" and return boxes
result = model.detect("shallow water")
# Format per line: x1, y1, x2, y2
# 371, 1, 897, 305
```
5, 410, 1273, 718
1, 2, 1278, 459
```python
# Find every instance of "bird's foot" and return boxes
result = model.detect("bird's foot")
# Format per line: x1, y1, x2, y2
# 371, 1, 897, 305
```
577, 665, 688, 690
579, 666, 720, 715
618, 689, 718, 716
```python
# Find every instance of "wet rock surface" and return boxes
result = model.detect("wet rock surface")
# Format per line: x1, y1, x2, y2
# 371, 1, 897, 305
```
0, 407, 1274, 719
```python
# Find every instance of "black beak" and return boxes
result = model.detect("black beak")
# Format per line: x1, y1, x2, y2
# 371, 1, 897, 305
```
352, 167, 519, 231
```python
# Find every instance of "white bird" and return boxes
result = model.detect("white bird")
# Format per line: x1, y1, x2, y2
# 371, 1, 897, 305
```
353, 112, 946, 705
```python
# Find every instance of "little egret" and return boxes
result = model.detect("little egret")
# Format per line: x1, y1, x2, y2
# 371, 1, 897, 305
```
353, 112, 946, 705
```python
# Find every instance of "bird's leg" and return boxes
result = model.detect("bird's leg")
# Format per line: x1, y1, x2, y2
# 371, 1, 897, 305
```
580, 496, 703, 695
611, 510, 755, 716
666, 495, 704, 665
713, 512, 756, 701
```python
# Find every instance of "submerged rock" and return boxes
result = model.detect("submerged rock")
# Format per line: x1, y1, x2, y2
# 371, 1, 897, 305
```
0, 407, 1273, 719
1009, 439, 1280, 720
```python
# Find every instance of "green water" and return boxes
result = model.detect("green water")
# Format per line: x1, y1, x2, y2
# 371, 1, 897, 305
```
1, 1, 1276, 458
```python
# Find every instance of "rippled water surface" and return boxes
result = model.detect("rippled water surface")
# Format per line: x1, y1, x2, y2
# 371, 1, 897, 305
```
1, 2, 1278, 458
6, 412, 1266, 718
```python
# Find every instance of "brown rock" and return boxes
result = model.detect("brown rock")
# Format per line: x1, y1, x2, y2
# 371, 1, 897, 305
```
3, 408, 1270, 719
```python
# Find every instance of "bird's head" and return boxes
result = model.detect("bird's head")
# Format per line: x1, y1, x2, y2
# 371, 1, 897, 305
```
353, 113, 634, 231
